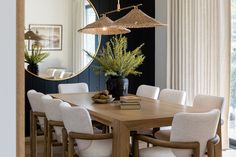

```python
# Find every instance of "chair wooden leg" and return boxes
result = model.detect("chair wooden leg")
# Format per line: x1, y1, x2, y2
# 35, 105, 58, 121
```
62, 128, 68, 157
47, 124, 52, 157
44, 117, 48, 157
68, 136, 75, 157
30, 111, 37, 157
133, 135, 139, 157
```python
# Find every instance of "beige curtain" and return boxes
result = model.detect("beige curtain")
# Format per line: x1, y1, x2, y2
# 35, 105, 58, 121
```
167, 0, 231, 148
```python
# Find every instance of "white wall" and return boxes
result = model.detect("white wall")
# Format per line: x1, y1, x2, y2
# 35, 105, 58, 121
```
25, 0, 73, 73
155, 0, 168, 89
0, 0, 16, 156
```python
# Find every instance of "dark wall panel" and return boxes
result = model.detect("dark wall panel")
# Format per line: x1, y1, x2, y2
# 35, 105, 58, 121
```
25, 0, 155, 136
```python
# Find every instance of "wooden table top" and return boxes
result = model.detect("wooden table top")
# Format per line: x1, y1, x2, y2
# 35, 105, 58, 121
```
50, 93, 210, 128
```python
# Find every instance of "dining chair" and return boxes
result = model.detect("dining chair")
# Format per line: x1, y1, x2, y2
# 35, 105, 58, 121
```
133, 85, 160, 147
155, 94, 224, 141
41, 95, 65, 157
54, 70, 65, 79
58, 82, 89, 93
27, 89, 47, 157
159, 88, 187, 105
133, 109, 221, 157
62, 72, 73, 79
136, 84, 160, 99
60, 102, 113, 157
46, 68, 57, 77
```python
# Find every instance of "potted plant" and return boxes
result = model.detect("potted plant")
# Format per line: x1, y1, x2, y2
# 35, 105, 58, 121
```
85, 35, 145, 99
25, 43, 49, 75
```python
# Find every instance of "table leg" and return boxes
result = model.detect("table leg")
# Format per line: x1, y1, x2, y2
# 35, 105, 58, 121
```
112, 120, 130, 157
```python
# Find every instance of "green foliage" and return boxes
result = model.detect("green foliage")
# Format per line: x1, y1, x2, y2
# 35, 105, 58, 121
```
85, 35, 145, 77
25, 44, 49, 65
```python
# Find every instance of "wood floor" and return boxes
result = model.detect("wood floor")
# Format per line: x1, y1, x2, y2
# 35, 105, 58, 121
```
25, 136, 236, 157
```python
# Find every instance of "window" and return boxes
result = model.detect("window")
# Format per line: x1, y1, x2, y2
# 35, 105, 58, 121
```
230, 0, 236, 147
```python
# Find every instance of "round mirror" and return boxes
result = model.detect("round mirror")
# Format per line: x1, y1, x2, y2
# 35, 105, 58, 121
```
24, 0, 100, 80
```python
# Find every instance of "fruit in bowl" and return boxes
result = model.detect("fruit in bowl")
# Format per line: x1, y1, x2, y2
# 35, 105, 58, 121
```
92, 90, 114, 103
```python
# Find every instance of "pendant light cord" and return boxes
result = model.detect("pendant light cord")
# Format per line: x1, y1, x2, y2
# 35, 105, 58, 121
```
101, 3, 142, 16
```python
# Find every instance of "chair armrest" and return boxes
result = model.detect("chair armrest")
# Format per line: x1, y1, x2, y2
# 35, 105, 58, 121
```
33, 111, 46, 117
135, 134, 199, 150
69, 132, 113, 140
207, 135, 220, 157
133, 134, 200, 157
48, 120, 64, 127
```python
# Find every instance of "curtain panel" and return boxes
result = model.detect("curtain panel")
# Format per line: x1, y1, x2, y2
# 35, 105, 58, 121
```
167, 0, 231, 148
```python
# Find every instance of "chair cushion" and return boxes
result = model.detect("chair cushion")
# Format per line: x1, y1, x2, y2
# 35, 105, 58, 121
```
75, 139, 112, 157
140, 146, 176, 157
154, 126, 171, 141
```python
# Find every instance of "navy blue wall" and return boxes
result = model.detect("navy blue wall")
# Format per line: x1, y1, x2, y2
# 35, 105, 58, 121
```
25, 0, 155, 136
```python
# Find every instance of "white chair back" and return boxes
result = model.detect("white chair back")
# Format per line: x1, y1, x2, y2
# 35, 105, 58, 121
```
136, 85, 160, 99
60, 102, 94, 151
193, 94, 224, 111
159, 89, 186, 105
54, 70, 64, 79
58, 83, 89, 93
62, 72, 73, 79
46, 68, 57, 77
41, 95, 63, 142
27, 90, 45, 128
170, 109, 220, 157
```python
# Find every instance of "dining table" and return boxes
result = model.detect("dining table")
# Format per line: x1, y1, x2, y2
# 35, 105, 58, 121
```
50, 92, 222, 157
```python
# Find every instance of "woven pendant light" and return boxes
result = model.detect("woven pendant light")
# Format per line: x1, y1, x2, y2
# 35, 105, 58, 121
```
78, 15, 130, 35
24, 30, 42, 40
114, 7, 166, 28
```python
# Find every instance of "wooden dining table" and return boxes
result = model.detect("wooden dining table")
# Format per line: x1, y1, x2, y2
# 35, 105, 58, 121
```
50, 92, 222, 157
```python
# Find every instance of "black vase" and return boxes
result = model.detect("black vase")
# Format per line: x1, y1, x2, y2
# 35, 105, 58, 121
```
106, 76, 129, 100
27, 64, 39, 75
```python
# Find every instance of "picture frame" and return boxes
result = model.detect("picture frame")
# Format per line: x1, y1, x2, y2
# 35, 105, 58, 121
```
28, 24, 63, 51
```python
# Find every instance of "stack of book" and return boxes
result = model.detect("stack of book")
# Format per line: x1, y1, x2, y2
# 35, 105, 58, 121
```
120, 96, 141, 110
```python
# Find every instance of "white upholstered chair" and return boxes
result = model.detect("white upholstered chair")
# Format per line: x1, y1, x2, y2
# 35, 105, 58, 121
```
60, 102, 113, 157
41, 95, 64, 157
54, 70, 64, 79
155, 94, 224, 141
58, 83, 89, 93
27, 89, 47, 157
153, 89, 187, 141
136, 84, 160, 99
193, 95, 224, 111
134, 85, 160, 145
134, 109, 220, 157
159, 88, 187, 105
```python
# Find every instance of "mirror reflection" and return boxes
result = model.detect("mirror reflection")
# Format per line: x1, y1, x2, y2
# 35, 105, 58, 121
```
25, 0, 100, 80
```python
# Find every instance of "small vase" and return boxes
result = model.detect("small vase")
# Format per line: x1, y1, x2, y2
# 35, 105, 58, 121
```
27, 64, 39, 75
106, 76, 129, 100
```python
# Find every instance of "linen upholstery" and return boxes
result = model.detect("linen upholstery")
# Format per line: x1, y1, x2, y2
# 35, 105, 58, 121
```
41, 95, 63, 142
58, 83, 89, 93
27, 89, 45, 129
140, 109, 220, 157
60, 102, 112, 157
136, 85, 160, 99
155, 94, 224, 141
193, 95, 224, 111
159, 89, 186, 105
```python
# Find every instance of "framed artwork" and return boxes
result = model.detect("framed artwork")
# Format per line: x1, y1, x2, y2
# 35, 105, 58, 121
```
28, 24, 63, 51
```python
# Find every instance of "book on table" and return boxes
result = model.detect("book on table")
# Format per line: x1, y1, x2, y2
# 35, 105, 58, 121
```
120, 95, 141, 103
120, 103, 141, 110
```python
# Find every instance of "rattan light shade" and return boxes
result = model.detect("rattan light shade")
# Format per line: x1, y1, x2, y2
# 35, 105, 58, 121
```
114, 7, 166, 28
24, 30, 42, 40
78, 15, 130, 35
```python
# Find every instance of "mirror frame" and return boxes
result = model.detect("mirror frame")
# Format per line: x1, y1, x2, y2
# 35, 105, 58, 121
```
25, 0, 101, 81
